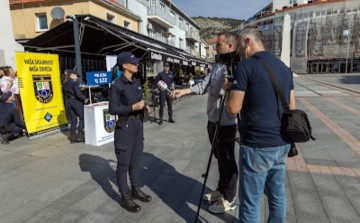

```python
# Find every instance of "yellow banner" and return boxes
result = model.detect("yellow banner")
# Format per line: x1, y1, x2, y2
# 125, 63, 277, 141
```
16, 52, 67, 138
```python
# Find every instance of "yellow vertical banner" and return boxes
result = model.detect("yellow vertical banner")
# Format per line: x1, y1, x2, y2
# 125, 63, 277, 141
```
16, 52, 67, 139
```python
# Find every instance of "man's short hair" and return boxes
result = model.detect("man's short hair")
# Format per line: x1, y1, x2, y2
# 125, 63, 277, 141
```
238, 27, 265, 45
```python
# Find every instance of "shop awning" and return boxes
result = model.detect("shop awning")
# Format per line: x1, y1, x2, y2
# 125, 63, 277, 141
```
23, 14, 210, 66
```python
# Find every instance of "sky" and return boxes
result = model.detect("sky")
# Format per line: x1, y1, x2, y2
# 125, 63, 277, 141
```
171, 0, 273, 20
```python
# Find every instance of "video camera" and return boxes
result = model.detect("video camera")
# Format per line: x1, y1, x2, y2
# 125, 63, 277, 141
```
216, 51, 240, 82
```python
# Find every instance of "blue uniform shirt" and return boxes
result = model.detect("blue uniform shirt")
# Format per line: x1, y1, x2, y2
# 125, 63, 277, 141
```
231, 51, 294, 148
62, 79, 86, 102
153, 70, 174, 90
109, 75, 144, 117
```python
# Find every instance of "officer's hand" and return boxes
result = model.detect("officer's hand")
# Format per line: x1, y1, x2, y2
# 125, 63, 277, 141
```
144, 105, 151, 114
132, 100, 145, 111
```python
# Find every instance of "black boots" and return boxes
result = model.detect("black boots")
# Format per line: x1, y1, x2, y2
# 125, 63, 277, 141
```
131, 185, 152, 202
169, 117, 175, 123
158, 118, 163, 125
70, 133, 77, 144
121, 191, 141, 213
76, 131, 84, 142
120, 187, 151, 213
70, 131, 84, 144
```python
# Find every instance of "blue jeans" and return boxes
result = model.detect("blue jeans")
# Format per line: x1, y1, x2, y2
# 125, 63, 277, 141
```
239, 144, 290, 223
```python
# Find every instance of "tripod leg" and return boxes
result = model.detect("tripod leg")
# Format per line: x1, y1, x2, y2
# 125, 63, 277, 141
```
194, 94, 228, 223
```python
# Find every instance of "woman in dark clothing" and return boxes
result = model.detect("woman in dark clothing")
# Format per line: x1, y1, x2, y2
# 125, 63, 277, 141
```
109, 52, 152, 213
62, 70, 86, 143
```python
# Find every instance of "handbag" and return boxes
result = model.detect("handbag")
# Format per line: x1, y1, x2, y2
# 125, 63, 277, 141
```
256, 57, 315, 143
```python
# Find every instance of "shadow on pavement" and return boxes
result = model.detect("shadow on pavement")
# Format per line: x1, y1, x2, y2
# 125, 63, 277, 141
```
78, 152, 237, 223
78, 154, 122, 205
340, 75, 360, 84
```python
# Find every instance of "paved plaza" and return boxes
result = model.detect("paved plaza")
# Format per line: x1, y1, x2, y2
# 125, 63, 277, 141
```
0, 74, 360, 223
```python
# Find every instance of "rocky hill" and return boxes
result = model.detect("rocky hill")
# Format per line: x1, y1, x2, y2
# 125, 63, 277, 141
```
193, 17, 245, 40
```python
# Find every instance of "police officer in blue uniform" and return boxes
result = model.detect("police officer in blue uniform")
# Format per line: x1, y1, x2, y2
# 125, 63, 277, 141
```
109, 52, 152, 213
153, 62, 175, 125
62, 70, 86, 143
0, 91, 25, 144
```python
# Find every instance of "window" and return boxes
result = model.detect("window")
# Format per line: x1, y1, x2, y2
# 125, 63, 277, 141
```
124, 20, 130, 29
160, 2, 165, 11
170, 10, 175, 17
145, 61, 155, 76
179, 38, 184, 49
36, 13, 48, 31
106, 13, 115, 23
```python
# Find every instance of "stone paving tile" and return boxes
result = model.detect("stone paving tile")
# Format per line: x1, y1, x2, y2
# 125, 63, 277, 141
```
1, 75, 360, 223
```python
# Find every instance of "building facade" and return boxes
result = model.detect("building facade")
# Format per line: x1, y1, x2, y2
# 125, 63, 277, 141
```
9, 0, 208, 77
247, 0, 360, 74
10, 0, 141, 39
0, 1, 23, 68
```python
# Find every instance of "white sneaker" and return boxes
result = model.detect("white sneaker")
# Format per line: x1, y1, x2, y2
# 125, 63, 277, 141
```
208, 197, 236, 214
203, 190, 221, 202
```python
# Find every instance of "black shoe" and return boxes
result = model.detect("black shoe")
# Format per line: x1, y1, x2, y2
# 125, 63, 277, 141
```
158, 119, 163, 125
169, 118, 175, 123
76, 131, 84, 142
70, 133, 77, 144
132, 185, 152, 202
121, 192, 141, 213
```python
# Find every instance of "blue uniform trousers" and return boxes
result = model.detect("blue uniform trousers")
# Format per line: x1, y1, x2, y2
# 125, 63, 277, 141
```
65, 99, 84, 133
158, 92, 172, 119
114, 119, 144, 194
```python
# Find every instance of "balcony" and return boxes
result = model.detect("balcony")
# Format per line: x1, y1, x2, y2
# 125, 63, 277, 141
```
186, 28, 200, 42
147, 3, 175, 28
186, 47, 199, 57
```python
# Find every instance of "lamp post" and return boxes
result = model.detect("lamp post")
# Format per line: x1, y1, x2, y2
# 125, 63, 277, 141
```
66, 15, 83, 83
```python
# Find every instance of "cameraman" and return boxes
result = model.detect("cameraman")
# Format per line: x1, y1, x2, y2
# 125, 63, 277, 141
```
173, 32, 238, 214
225, 27, 296, 223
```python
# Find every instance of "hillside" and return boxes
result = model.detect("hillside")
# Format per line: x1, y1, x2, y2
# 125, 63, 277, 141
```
193, 17, 245, 40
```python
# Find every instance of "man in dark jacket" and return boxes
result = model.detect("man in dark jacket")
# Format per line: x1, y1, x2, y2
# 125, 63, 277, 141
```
0, 91, 25, 144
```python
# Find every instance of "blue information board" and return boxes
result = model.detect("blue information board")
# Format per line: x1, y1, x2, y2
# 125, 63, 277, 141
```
86, 71, 112, 86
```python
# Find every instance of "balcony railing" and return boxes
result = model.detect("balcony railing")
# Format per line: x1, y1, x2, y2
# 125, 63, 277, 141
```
186, 29, 200, 42
147, 2, 175, 26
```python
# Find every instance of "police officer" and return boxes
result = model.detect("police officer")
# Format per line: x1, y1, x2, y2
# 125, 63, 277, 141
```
153, 62, 175, 125
62, 69, 86, 143
109, 52, 152, 213
0, 91, 25, 144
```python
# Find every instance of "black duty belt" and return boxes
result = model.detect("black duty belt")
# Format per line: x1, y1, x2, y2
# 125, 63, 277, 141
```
127, 113, 143, 121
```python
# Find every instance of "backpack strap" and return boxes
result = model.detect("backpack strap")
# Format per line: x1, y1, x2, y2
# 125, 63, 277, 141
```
253, 55, 289, 111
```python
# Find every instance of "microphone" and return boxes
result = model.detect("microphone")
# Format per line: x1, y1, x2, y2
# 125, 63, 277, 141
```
157, 80, 172, 94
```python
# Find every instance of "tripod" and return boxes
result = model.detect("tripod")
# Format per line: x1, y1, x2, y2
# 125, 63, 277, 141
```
194, 92, 228, 223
